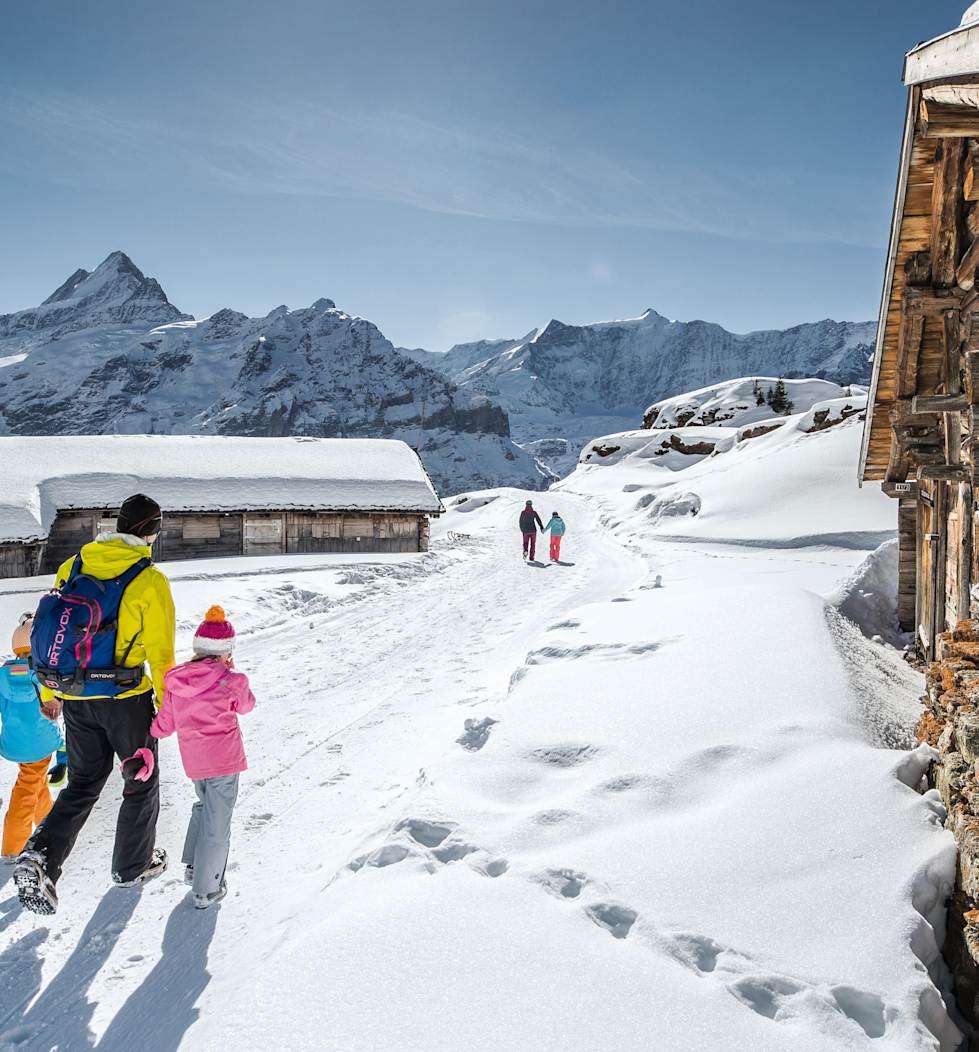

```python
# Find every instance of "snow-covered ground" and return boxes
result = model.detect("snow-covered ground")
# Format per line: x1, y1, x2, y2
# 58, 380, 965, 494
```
0, 409, 962, 1050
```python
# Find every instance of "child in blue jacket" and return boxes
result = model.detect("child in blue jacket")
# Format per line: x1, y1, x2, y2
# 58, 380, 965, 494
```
543, 512, 566, 562
1, 614, 63, 860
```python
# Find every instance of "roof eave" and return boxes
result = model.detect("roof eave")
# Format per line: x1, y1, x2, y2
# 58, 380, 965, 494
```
905, 22, 979, 85
859, 86, 918, 484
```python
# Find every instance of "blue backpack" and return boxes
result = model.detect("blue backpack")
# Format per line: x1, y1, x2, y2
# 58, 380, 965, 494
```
31, 555, 151, 698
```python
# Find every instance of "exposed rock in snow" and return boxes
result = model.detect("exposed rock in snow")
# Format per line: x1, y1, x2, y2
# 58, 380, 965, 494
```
578, 378, 868, 488
0, 254, 548, 496
644, 377, 864, 431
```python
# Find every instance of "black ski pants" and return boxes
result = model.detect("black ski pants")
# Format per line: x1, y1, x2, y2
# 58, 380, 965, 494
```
27, 692, 159, 884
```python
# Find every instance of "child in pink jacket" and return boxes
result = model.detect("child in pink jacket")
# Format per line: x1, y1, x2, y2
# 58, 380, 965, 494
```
151, 605, 255, 909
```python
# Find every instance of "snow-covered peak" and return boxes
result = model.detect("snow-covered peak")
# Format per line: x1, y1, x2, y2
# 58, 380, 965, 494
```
45, 251, 154, 308
0, 251, 190, 339
532, 319, 568, 343
963, 1, 979, 25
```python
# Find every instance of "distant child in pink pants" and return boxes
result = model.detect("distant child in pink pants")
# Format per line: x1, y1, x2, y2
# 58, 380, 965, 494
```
151, 605, 255, 909
542, 512, 566, 562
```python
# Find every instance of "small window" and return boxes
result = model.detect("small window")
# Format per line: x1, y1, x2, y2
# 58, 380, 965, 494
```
96, 519, 117, 538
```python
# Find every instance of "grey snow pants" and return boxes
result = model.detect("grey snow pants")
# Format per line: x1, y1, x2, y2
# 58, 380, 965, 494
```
182, 773, 239, 898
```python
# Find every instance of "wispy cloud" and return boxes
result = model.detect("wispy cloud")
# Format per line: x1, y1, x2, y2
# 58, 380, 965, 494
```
0, 88, 882, 247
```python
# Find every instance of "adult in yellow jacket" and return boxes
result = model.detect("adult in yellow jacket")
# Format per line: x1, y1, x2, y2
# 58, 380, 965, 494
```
15, 494, 175, 915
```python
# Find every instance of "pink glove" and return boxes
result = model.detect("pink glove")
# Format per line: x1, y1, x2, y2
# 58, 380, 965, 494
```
120, 748, 155, 783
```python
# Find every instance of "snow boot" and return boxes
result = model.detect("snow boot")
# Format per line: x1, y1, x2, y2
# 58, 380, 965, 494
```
112, 847, 168, 888
48, 763, 68, 788
14, 851, 58, 915
193, 880, 227, 910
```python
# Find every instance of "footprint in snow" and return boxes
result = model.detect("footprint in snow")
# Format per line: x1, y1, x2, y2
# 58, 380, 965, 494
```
726, 975, 889, 1038
529, 744, 601, 767
533, 868, 588, 899
344, 818, 508, 881
660, 929, 891, 1040
397, 818, 453, 847
586, 903, 638, 940
456, 717, 498, 751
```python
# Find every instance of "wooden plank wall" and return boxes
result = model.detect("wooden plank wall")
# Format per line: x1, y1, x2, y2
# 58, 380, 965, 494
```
918, 483, 936, 652
159, 513, 243, 562
898, 496, 917, 630
947, 491, 961, 631
285, 513, 420, 554
42, 511, 102, 573
33, 508, 428, 577
0, 542, 44, 580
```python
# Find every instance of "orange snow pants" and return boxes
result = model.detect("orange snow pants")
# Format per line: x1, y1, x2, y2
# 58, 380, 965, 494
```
549, 536, 562, 561
2, 757, 53, 857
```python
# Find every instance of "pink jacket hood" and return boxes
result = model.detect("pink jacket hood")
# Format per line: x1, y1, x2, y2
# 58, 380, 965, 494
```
152, 659, 255, 780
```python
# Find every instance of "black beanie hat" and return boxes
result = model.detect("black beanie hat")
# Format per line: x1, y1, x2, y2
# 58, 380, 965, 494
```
117, 494, 163, 538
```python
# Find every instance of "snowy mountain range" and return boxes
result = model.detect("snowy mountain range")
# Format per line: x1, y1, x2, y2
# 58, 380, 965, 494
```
0, 253, 549, 496
400, 310, 875, 474
0, 251, 877, 494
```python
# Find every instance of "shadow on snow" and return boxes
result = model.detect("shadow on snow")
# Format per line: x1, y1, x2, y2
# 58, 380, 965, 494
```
0, 883, 219, 1051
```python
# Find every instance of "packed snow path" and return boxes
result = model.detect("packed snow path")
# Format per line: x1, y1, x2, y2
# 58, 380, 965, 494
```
0, 491, 640, 1051
0, 478, 962, 1051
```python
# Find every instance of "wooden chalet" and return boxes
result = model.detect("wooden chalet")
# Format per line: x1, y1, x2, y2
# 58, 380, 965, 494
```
0, 435, 443, 579
861, 4, 979, 659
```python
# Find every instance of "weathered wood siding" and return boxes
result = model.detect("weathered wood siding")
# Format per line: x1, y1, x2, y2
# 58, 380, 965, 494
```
42, 511, 104, 573
284, 513, 420, 554
158, 513, 242, 562
25, 506, 432, 577
0, 542, 44, 579
898, 495, 917, 630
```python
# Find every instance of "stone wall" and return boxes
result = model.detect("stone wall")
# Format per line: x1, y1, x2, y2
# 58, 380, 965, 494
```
919, 618, 979, 1031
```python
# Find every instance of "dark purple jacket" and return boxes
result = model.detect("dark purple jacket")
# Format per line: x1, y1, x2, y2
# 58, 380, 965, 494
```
519, 508, 544, 533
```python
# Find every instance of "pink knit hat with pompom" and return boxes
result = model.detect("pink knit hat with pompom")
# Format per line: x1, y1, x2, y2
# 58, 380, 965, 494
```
193, 605, 236, 655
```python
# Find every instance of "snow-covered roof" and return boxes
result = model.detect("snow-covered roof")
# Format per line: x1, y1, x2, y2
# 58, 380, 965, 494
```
904, 9, 979, 84
0, 435, 443, 544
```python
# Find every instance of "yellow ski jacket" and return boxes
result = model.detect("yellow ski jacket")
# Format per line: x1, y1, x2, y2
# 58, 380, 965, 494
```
40, 535, 176, 706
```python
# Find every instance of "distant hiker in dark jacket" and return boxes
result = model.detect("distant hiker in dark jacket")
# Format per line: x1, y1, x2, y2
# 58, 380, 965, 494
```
519, 501, 544, 561
542, 512, 566, 562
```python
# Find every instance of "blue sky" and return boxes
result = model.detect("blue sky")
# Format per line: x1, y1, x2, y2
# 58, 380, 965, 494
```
0, 0, 968, 349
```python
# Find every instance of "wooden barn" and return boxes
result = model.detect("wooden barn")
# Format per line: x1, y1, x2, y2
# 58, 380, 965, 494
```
861, 5, 979, 660
0, 435, 443, 579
